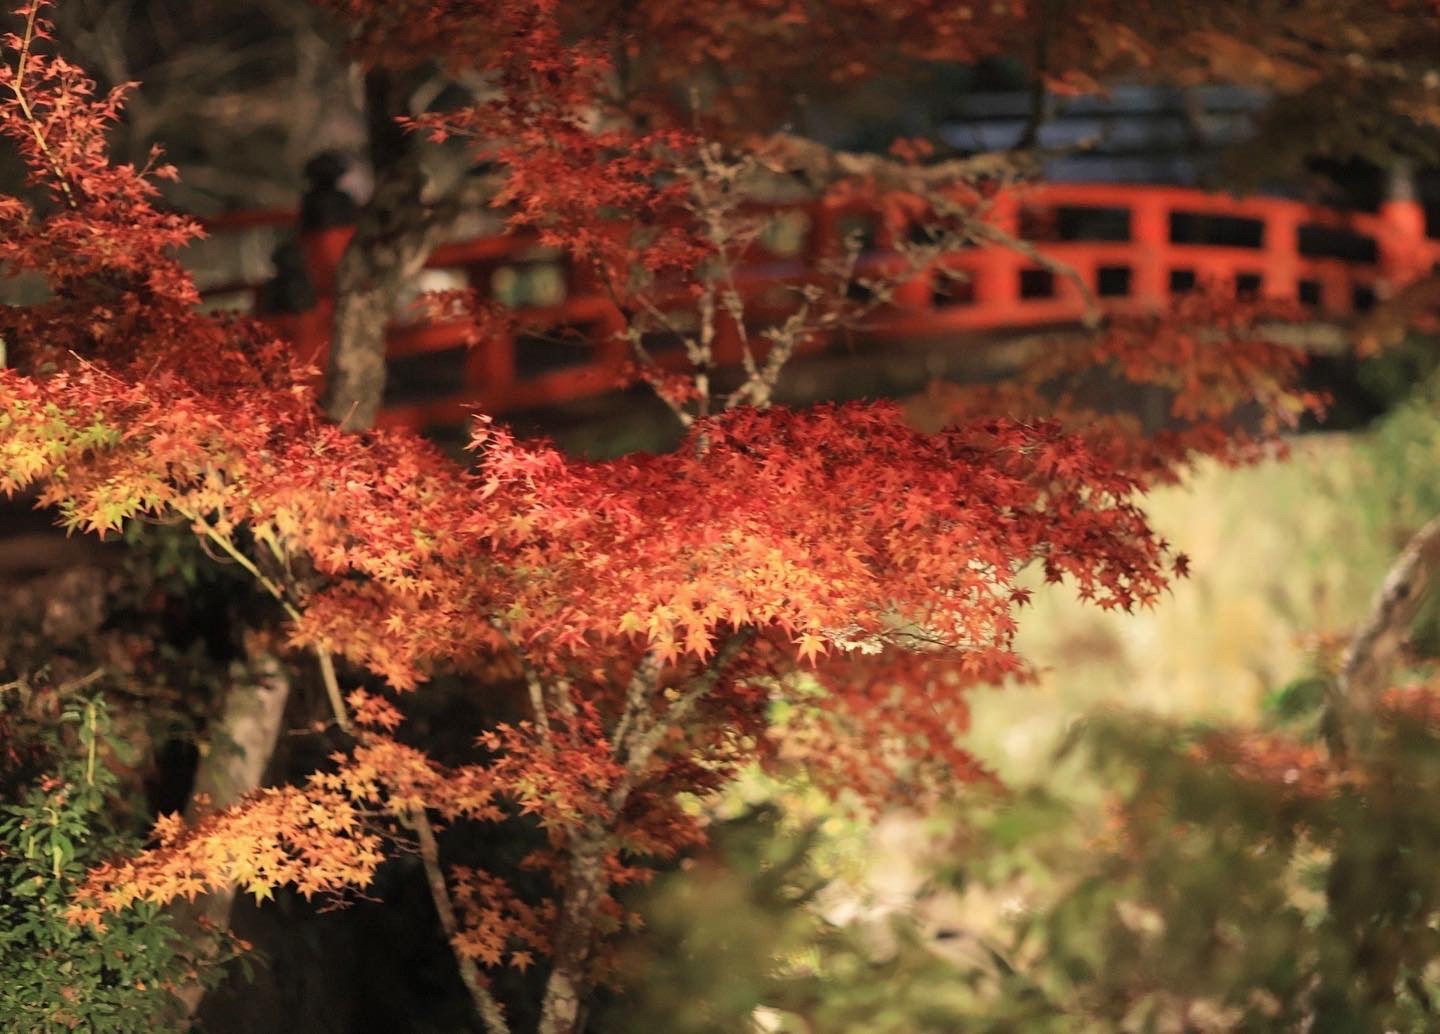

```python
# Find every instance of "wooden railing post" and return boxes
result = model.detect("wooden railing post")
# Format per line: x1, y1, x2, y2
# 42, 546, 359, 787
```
973, 191, 1020, 316
299, 226, 355, 298
1129, 195, 1169, 307
1378, 164, 1428, 290
1262, 203, 1301, 302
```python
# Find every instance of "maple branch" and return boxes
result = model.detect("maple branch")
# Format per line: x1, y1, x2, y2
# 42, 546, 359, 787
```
50, 667, 106, 699
683, 148, 774, 418
537, 827, 608, 1034
405, 808, 512, 1034
721, 238, 866, 412
537, 633, 755, 1034
986, 230, 1098, 325
179, 508, 354, 734
717, 222, 961, 412
1330, 511, 1440, 758
611, 630, 755, 812
695, 280, 716, 420
181, 508, 289, 604
608, 652, 661, 771
758, 132, 1039, 191
8, 3, 77, 208
723, 283, 758, 381
619, 296, 696, 428
722, 298, 813, 411
488, 618, 553, 747
642, 631, 754, 756
758, 132, 1099, 324
315, 648, 354, 737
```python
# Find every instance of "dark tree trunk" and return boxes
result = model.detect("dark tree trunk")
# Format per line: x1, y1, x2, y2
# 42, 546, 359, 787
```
322, 68, 433, 431
537, 831, 610, 1034
321, 67, 501, 430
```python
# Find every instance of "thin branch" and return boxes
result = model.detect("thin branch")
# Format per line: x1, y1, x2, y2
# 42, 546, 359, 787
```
178, 506, 353, 735
487, 618, 553, 747
722, 283, 758, 379
759, 131, 1100, 324
10, 4, 77, 207
965, 214, 1100, 325
694, 279, 715, 419
406, 809, 512, 1034
758, 132, 1039, 192
178, 506, 289, 605
608, 652, 661, 769
315, 648, 353, 736
619, 293, 697, 428
636, 630, 754, 764
1330, 511, 1440, 758
54, 667, 106, 698
723, 300, 811, 411
610, 630, 755, 813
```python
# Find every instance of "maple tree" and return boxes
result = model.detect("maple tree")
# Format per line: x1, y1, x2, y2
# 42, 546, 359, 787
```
1, 0, 1436, 1030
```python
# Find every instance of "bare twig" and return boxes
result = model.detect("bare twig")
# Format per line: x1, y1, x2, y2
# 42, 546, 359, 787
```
761, 131, 1100, 324
620, 293, 698, 428
933, 193, 1100, 325
758, 132, 1039, 191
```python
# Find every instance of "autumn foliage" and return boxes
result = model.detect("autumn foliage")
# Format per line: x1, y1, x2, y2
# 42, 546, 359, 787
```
2, 0, 1422, 1030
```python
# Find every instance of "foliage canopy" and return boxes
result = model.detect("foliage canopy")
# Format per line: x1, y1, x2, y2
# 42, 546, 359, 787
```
1, 0, 1436, 1030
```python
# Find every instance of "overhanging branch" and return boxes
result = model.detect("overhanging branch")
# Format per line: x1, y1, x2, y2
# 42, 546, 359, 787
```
757, 132, 1039, 191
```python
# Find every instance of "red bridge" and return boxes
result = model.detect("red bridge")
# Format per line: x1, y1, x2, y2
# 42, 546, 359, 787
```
197, 184, 1440, 431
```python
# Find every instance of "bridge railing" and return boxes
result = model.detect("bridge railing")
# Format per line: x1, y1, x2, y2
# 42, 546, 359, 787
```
195, 185, 1440, 429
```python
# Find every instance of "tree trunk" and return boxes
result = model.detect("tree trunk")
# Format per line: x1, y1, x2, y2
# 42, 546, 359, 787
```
321, 67, 499, 430
323, 68, 433, 431
537, 831, 610, 1034
1330, 512, 1440, 757
172, 648, 291, 1018
323, 193, 429, 430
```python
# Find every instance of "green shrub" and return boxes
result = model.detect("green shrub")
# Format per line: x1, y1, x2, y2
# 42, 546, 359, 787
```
0, 690, 224, 1032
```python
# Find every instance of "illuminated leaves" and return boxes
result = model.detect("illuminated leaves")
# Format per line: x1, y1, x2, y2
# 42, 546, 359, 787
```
916, 285, 1326, 487
345, 689, 404, 732
466, 402, 1172, 676
450, 867, 553, 970
70, 786, 385, 919
0, 0, 1398, 1019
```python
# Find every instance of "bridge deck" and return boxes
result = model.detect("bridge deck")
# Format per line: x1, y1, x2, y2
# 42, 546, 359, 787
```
194, 184, 1440, 430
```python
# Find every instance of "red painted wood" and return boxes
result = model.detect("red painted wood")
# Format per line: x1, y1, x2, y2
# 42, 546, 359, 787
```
198, 185, 1440, 427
